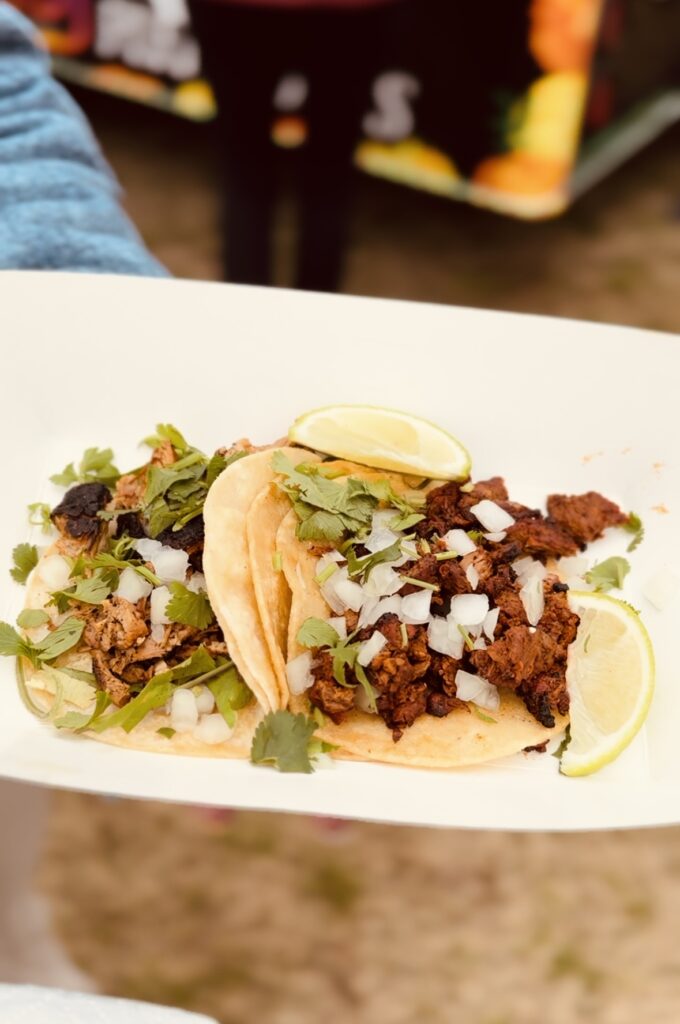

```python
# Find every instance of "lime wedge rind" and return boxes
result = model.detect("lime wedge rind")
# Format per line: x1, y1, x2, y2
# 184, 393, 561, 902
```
289, 404, 472, 481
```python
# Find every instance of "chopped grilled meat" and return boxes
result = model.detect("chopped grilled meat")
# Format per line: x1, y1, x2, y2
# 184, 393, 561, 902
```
416, 481, 470, 534
428, 651, 461, 695
83, 597, 149, 653
503, 516, 580, 559
438, 558, 472, 596
150, 441, 176, 467
51, 483, 111, 544
157, 516, 205, 572
518, 671, 570, 729
464, 477, 508, 502
369, 618, 432, 739
91, 650, 131, 707
399, 553, 441, 595
427, 691, 467, 717
524, 741, 548, 754
460, 548, 494, 586
470, 626, 564, 689
539, 582, 580, 648
111, 470, 145, 510
308, 652, 355, 723
546, 491, 627, 546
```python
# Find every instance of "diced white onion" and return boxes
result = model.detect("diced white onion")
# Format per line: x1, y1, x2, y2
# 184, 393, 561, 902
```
360, 595, 402, 627
512, 557, 547, 584
135, 538, 189, 585
400, 540, 419, 561
327, 616, 347, 640
520, 575, 545, 626
643, 568, 680, 611
483, 607, 500, 640
332, 575, 366, 612
150, 586, 171, 625
465, 564, 480, 591
357, 631, 387, 666
455, 669, 500, 711
443, 529, 477, 556
427, 617, 464, 659
170, 689, 199, 732
400, 590, 432, 624
194, 713, 233, 745
115, 566, 153, 604
484, 532, 507, 543
363, 563, 403, 599
473, 637, 487, 651
187, 572, 207, 594
470, 500, 515, 533
39, 554, 72, 591
363, 511, 401, 554
321, 567, 364, 613
151, 624, 165, 643
193, 684, 215, 715
448, 593, 489, 626
286, 652, 315, 695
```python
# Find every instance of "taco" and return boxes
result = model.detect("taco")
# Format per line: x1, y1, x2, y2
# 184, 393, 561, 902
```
8, 427, 266, 756
242, 451, 629, 768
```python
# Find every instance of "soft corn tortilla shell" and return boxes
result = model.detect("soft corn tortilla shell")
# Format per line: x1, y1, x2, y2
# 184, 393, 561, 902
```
246, 457, 407, 704
21, 546, 262, 757
276, 510, 567, 769
203, 447, 317, 711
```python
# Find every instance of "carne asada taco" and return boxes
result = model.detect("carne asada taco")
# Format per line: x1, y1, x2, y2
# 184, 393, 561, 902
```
7, 427, 264, 755
244, 450, 630, 768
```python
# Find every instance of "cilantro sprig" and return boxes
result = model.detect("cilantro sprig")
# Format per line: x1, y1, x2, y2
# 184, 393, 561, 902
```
27, 503, 52, 532
165, 582, 214, 630
250, 711, 320, 773
10, 544, 38, 585
272, 452, 419, 545
0, 617, 85, 667
296, 617, 378, 711
624, 512, 644, 553
51, 447, 120, 488
585, 556, 630, 593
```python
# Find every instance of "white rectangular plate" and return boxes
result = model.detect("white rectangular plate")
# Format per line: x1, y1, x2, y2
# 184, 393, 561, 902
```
0, 271, 677, 830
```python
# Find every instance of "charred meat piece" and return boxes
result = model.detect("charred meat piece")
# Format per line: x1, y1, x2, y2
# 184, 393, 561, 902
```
427, 691, 467, 717
438, 558, 472, 596
399, 553, 441, 595
91, 650, 131, 707
112, 470, 146, 510
547, 492, 627, 546
83, 596, 149, 653
503, 516, 580, 559
518, 670, 570, 729
150, 441, 177, 467
460, 548, 494, 586
51, 483, 111, 543
309, 652, 356, 723
371, 618, 431, 739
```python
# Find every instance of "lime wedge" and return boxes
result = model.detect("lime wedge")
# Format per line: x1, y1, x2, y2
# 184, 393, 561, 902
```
289, 405, 471, 481
560, 591, 655, 777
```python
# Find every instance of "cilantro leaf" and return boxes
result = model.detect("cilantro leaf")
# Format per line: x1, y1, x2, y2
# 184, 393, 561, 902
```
51, 447, 119, 488
345, 539, 402, 581
165, 582, 214, 630
53, 690, 111, 731
297, 617, 340, 649
297, 510, 347, 543
35, 617, 85, 661
250, 710, 318, 773
50, 571, 113, 612
142, 424, 190, 453
27, 503, 52, 532
206, 452, 227, 486
157, 726, 176, 739
208, 665, 251, 727
585, 556, 630, 593
10, 544, 38, 585
624, 512, 644, 553
0, 622, 31, 658
16, 609, 50, 629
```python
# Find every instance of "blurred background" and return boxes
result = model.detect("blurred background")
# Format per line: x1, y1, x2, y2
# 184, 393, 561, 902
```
1, 0, 680, 1020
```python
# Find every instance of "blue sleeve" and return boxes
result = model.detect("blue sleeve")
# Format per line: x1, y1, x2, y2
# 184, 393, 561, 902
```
0, 3, 167, 276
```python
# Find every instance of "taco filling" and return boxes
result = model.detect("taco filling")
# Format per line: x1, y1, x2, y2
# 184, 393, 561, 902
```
274, 458, 628, 741
7, 427, 259, 749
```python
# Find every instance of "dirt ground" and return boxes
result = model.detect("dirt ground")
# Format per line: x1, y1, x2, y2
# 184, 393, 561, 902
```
39, 90, 680, 1024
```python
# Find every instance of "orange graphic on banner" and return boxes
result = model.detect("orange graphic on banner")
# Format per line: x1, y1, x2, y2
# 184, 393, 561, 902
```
14, 0, 93, 55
